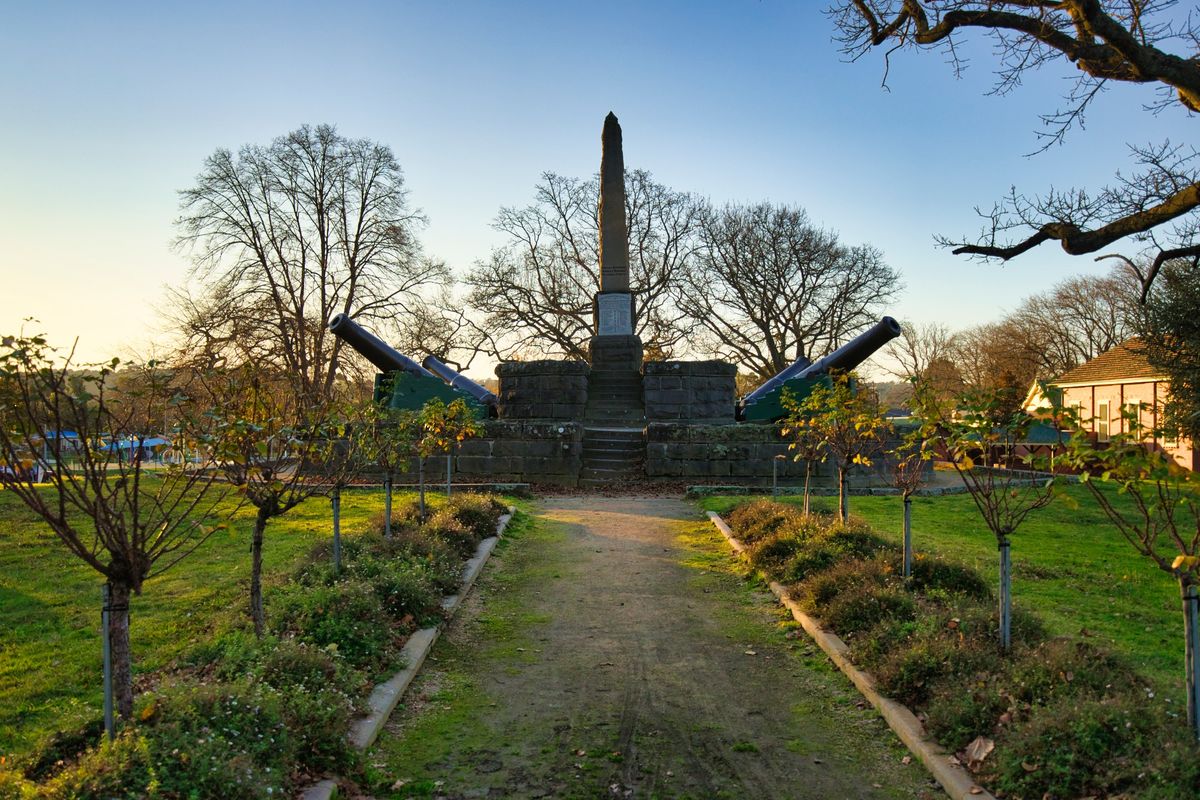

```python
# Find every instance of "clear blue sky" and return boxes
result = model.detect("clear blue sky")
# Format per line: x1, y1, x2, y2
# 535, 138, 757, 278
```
1, 1, 1193, 377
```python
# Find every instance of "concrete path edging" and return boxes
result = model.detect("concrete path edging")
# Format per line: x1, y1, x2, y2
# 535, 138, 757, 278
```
301, 508, 516, 800
706, 510, 996, 800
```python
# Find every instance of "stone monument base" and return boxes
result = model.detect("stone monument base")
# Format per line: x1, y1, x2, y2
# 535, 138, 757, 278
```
588, 334, 643, 373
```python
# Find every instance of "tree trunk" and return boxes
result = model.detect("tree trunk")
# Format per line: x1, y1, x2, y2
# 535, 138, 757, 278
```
418, 456, 426, 522
250, 506, 269, 637
446, 450, 452, 498
803, 460, 811, 516
838, 464, 849, 523
384, 472, 393, 539
998, 536, 1012, 650
1183, 580, 1200, 740
106, 580, 134, 720
902, 494, 913, 579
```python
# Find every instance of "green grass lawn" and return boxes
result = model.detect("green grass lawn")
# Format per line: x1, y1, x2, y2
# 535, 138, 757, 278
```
0, 483, 465, 760
698, 484, 1186, 696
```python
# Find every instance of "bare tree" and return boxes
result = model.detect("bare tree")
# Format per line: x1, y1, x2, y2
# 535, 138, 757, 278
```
0, 335, 228, 721
884, 321, 959, 380
1007, 265, 1141, 376
829, 1, 1200, 296
954, 320, 1039, 404
174, 124, 448, 400
466, 170, 701, 360
678, 202, 901, 380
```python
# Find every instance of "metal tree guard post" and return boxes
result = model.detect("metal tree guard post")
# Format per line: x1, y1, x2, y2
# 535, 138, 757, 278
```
902, 495, 913, 579
446, 448, 452, 498
383, 472, 393, 539
1185, 583, 1200, 740
332, 488, 342, 574
101, 583, 114, 740
999, 537, 1012, 650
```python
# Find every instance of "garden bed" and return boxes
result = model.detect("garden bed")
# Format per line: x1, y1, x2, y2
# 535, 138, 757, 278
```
711, 499, 1199, 799
0, 492, 513, 799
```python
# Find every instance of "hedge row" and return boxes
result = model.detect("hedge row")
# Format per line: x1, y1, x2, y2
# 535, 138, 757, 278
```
0, 494, 507, 800
725, 499, 1200, 800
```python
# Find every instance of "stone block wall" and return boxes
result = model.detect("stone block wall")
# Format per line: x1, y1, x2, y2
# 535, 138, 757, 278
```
495, 360, 589, 420
454, 420, 583, 487
643, 361, 737, 423
645, 422, 827, 481
588, 335, 643, 372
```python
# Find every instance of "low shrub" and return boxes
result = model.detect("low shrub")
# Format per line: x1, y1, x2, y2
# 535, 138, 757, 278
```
425, 507, 480, 559
923, 670, 1011, 752
446, 493, 504, 539
870, 608, 1007, 707
725, 500, 809, 544
904, 556, 991, 601
747, 532, 805, 574
793, 556, 889, 611
780, 524, 895, 583
270, 579, 396, 670
0, 768, 32, 800
138, 682, 291, 799
989, 694, 1174, 799
1007, 638, 1137, 708
39, 730, 157, 800
184, 628, 270, 681
365, 560, 441, 625
272, 682, 358, 773
821, 583, 917, 637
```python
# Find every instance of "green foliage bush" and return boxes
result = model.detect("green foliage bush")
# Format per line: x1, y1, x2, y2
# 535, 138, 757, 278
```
39, 730, 157, 800
425, 507, 480, 559
923, 670, 1010, 752
747, 532, 805, 574
904, 556, 991, 601
780, 524, 895, 583
724, 499, 810, 544
990, 694, 1171, 799
446, 493, 504, 539
270, 579, 395, 670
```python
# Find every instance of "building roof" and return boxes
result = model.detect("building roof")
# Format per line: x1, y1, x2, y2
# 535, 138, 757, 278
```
1053, 339, 1164, 386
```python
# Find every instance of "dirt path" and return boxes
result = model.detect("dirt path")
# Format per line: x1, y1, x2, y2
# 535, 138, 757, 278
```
367, 496, 935, 799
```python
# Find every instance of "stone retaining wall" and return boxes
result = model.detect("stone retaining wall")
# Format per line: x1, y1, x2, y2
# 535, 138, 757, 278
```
454, 420, 583, 487
645, 422, 828, 481
643, 361, 737, 423
495, 360, 589, 420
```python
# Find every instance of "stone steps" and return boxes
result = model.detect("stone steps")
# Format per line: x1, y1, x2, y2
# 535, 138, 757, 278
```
580, 426, 645, 486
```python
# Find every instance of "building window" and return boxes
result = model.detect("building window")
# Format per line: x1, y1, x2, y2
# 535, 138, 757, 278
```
1125, 400, 1143, 438
1097, 400, 1110, 442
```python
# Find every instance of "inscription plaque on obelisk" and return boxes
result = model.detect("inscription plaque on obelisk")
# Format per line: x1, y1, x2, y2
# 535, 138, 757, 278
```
595, 112, 635, 336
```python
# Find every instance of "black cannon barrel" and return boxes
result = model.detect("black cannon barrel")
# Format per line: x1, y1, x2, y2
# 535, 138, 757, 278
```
422, 355, 498, 407
741, 355, 813, 407
329, 314, 436, 379
795, 316, 901, 380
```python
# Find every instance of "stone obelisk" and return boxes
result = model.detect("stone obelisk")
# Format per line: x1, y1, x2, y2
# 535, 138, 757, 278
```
594, 112, 636, 337
586, 112, 644, 430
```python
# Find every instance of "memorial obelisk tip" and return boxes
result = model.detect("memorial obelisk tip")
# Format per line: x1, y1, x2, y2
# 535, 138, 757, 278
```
598, 112, 630, 293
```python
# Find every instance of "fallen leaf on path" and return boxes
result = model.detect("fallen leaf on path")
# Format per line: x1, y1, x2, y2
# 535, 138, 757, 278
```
969, 787, 984, 795
744, 650, 757, 656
